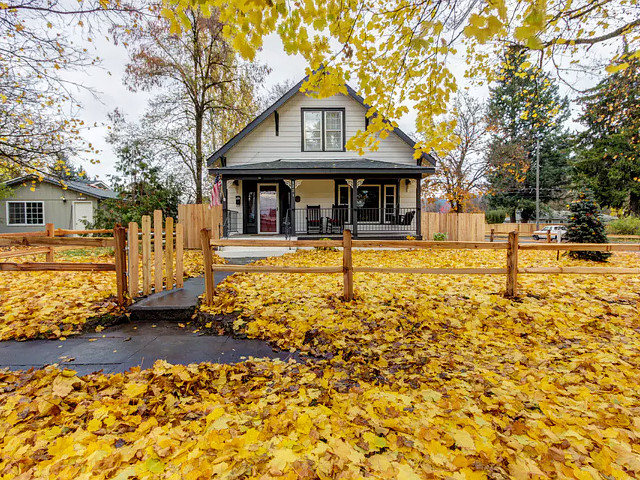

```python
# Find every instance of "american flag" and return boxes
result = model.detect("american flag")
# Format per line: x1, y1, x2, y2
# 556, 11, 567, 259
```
210, 174, 222, 207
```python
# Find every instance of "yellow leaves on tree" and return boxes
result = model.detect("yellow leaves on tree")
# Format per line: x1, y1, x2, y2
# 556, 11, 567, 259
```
164, 0, 639, 161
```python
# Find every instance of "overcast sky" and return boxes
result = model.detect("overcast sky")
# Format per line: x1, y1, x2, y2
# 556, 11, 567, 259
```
71, 29, 607, 183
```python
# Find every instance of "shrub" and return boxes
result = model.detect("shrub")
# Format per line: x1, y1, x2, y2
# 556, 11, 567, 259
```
315, 238, 337, 251
566, 193, 610, 262
608, 216, 640, 235
433, 232, 448, 241
486, 209, 507, 224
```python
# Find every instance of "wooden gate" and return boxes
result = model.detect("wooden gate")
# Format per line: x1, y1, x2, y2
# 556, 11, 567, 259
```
127, 210, 185, 297
178, 204, 223, 249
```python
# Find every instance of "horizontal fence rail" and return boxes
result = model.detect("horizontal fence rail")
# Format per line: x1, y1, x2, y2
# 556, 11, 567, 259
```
0, 225, 127, 304
200, 230, 640, 303
0, 262, 117, 272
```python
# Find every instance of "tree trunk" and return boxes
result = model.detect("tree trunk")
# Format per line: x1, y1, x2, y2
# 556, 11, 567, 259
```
195, 111, 204, 204
509, 209, 517, 223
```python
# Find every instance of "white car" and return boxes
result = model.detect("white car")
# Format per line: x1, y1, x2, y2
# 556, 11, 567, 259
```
532, 225, 567, 241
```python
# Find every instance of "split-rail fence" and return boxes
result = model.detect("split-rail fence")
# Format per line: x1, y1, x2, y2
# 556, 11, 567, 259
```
200, 230, 640, 304
0, 210, 186, 305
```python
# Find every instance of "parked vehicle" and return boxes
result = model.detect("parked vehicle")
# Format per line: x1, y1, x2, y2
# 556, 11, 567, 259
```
533, 225, 567, 241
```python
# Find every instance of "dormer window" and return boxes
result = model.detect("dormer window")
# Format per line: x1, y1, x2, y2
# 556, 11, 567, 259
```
302, 108, 344, 152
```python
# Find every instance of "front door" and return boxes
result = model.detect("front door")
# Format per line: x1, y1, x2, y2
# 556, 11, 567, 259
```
73, 201, 93, 230
258, 184, 279, 233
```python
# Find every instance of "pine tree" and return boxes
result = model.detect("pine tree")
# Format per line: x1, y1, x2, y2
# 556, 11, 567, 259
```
486, 46, 571, 222
574, 50, 640, 215
566, 192, 611, 262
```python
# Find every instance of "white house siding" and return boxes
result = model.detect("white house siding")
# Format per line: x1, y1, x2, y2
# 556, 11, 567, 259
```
224, 92, 417, 166
294, 180, 335, 209
399, 181, 418, 209
0, 182, 98, 233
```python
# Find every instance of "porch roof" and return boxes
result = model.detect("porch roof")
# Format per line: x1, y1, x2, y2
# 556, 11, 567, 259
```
211, 158, 435, 179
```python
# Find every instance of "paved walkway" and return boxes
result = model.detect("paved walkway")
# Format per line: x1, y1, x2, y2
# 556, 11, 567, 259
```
0, 323, 297, 375
0, 256, 300, 375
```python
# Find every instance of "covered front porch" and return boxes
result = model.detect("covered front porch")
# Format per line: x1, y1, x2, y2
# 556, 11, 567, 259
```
214, 159, 433, 239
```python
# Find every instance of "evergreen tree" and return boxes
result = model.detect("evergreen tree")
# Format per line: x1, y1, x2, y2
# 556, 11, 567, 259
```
90, 140, 182, 229
574, 51, 640, 215
486, 46, 571, 222
566, 192, 611, 262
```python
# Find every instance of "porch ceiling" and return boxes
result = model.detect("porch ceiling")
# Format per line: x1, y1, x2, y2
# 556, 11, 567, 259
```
210, 158, 435, 179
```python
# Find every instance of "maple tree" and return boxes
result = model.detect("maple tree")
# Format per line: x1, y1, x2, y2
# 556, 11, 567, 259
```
485, 47, 571, 222
117, 4, 268, 203
422, 92, 488, 213
162, 0, 639, 159
574, 50, 640, 215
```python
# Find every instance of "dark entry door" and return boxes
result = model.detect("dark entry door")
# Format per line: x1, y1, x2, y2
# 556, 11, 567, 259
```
243, 181, 258, 234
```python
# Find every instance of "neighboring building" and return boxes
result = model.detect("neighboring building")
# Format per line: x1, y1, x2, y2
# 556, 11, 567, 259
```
0, 175, 117, 233
207, 78, 436, 238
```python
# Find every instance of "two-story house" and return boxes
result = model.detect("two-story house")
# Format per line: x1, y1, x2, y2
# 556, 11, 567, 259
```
207, 78, 436, 238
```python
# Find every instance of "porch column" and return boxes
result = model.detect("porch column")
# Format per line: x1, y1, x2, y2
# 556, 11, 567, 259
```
415, 177, 422, 239
290, 178, 296, 235
222, 179, 229, 237
351, 178, 358, 238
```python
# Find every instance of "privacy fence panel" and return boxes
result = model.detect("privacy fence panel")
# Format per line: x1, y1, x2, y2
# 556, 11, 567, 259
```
178, 204, 223, 249
421, 213, 485, 241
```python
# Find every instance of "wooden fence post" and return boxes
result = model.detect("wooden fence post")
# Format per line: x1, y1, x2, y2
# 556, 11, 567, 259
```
128, 222, 139, 297
114, 225, 128, 305
490, 228, 495, 242
546, 230, 551, 243
506, 231, 519, 297
175, 223, 184, 288
154, 210, 163, 292
165, 217, 174, 289
200, 228, 214, 305
343, 228, 354, 301
45, 223, 55, 262
142, 215, 151, 295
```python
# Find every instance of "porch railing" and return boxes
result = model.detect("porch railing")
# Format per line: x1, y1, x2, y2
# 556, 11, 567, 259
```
286, 207, 417, 236
222, 209, 239, 237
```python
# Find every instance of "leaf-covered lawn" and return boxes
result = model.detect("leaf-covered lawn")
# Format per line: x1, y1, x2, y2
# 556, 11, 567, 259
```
0, 249, 639, 478
0, 249, 216, 341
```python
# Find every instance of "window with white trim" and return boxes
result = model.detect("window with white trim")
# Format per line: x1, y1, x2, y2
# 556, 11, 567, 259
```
7, 201, 44, 225
302, 109, 344, 152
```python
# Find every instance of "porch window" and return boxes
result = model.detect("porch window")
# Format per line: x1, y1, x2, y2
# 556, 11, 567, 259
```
302, 109, 344, 152
7, 201, 44, 225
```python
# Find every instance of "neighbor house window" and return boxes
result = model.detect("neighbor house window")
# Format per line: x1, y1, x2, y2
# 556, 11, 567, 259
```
7, 201, 44, 225
302, 109, 344, 152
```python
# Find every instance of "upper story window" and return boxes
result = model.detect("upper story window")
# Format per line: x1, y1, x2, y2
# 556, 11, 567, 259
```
7, 201, 44, 225
302, 109, 344, 152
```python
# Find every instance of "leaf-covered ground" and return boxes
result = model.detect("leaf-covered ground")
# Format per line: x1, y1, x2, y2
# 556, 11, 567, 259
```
0, 249, 638, 478
0, 248, 218, 341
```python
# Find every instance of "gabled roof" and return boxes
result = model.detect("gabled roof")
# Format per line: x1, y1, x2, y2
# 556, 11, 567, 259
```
206, 77, 436, 168
4, 175, 118, 200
